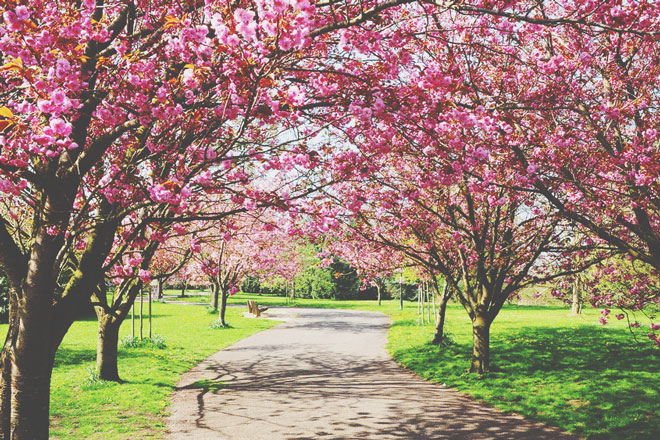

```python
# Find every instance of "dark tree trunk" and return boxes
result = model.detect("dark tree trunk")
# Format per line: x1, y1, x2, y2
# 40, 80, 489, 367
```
0, 292, 18, 438
218, 288, 228, 326
157, 279, 164, 299
179, 280, 187, 297
95, 313, 121, 382
376, 283, 382, 306
10, 356, 53, 440
9, 296, 56, 440
470, 315, 491, 373
431, 288, 450, 346
210, 283, 219, 311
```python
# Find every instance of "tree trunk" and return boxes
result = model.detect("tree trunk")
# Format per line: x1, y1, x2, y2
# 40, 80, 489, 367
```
9, 352, 53, 440
218, 288, 228, 326
431, 284, 451, 345
157, 279, 164, 299
210, 283, 219, 311
95, 313, 121, 382
0, 293, 18, 437
179, 280, 187, 297
570, 277, 582, 315
376, 283, 381, 306
470, 315, 491, 373
7, 294, 56, 440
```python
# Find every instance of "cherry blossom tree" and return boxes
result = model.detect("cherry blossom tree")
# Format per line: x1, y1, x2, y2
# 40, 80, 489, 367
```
0, 0, 415, 435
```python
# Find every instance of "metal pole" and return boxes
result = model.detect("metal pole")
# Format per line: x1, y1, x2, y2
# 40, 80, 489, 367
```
149, 287, 152, 339
426, 282, 431, 324
139, 288, 144, 341
131, 302, 135, 338
432, 282, 436, 321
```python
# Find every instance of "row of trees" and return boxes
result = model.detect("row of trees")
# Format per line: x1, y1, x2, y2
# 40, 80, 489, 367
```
1, 0, 659, 437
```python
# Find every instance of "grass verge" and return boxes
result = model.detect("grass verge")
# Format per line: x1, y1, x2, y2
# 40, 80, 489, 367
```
385, 303, 660, 440
229, 293, 659, 439
22, 302, 279, 439
2, 292, 655, 439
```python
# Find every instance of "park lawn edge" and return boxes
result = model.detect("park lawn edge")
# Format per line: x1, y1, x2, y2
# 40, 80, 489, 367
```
21, 292, 657, 439
46, 302, 281, 439
232, 293, 658, 440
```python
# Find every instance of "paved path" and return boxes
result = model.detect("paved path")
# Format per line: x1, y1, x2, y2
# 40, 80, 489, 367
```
167, 308, 579, 440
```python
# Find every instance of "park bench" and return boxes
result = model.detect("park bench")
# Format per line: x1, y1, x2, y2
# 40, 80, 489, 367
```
246, 300, 268, 317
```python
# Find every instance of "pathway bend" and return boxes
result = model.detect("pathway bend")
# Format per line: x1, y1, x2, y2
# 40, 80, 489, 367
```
166, 307, 580, 440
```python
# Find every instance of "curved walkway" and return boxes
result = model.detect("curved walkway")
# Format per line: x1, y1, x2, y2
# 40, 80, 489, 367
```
167, 308, 579, 440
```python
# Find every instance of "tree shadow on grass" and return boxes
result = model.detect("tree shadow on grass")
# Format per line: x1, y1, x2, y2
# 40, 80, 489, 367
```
54, 345, 167, 367
393, 326, 660, 440
53, 347, 97, 366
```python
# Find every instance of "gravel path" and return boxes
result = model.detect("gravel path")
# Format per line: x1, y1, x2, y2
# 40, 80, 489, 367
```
166, 308, 579, 440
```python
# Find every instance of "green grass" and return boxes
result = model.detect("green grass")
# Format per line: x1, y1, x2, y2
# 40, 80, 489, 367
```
226, 291, 399, 309
229, 293, 660, 439
2, 292, 656, 439
385, 303, 660, 440
4, 302, 280, 439
161, 294, 210, 303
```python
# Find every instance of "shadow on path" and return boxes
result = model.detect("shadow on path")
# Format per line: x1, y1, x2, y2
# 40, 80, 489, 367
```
167, 308, 580, 440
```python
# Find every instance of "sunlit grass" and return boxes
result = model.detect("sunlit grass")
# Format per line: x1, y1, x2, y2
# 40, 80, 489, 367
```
2, 292, 656, 439
0, 302, 279, 439
386, 304, 660, 440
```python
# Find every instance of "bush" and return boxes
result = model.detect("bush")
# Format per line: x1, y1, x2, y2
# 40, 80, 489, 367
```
209, 320, 232, 329
119, 335, 167, 349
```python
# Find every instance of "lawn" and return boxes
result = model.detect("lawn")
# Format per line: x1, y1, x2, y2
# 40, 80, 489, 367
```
386, 303, 660, 440
229, 293, 659, 439
2, 293, 656, 439
0, 302, 280, 439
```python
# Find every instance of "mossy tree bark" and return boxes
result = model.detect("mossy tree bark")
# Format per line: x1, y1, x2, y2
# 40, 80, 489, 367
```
210, 282, 219, 311
469, 314, 492, 373
95, 313, 122, 382
218, 287, 229, 326
570, 276, 583, 315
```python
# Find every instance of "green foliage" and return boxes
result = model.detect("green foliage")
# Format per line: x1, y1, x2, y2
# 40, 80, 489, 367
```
119, 335, 167, 349
241, 275, 261, 294
209, 320, 232, 329
246, 243, 379, 300
82, 367, 112, 391
293, 245, 337, 299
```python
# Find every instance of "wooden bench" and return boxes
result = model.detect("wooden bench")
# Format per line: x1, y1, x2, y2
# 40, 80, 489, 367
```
246, 300, 268, 317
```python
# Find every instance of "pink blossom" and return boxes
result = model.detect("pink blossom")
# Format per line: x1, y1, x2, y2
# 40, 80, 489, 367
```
474, 147, 489, 161
15, 6, 30, 21
138, 270, 151, 284
49, 118, 72, 136
55, 59, 71, 79
651, 323, 660, 331
599, 316, 608, 325
234, 8, 257, 41
3, 12, 21, 30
